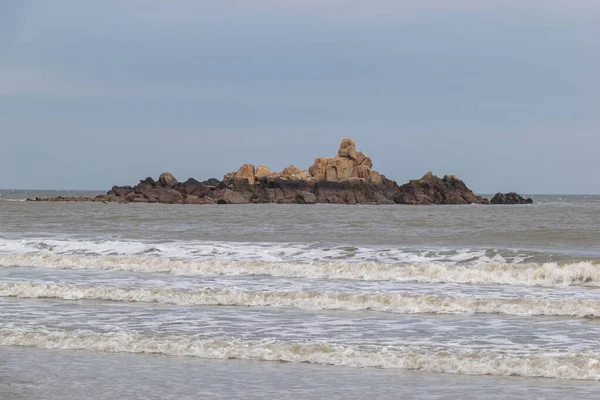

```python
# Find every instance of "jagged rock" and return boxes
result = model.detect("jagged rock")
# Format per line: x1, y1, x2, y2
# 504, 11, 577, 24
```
490, 192, 533, 204
234, 164, 255, 185
281, 165, 302, 177
356, 152, 372, 168
255, 165, 272, 179
338, 138, 358, 160
308, 158, 327, 181
393, 172, 486, 205
140, 177, 156, 186
34, 138, 529, 206
308, 139, 381, 184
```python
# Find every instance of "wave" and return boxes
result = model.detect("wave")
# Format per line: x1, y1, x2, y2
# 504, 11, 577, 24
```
1, 253, 599, 287
2, 329, 600, 381
2, 282, 600, 318
0, 237, 530, 264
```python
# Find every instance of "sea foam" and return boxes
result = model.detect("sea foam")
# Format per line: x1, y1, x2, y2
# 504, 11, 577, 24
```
1, 253, 599, 287
2, 329, 600, 381
2, 282, 600, 318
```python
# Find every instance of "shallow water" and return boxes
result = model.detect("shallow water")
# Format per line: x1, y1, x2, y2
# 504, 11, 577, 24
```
1, 193, 600, 398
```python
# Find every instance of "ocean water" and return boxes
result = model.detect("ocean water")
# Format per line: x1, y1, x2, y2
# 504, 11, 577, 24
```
1, 190, 600, 399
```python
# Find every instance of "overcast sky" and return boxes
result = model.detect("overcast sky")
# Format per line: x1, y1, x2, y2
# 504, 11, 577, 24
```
1, 0, 599, 193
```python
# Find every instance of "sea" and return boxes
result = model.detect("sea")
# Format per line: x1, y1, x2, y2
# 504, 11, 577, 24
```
1, 189, 600, 399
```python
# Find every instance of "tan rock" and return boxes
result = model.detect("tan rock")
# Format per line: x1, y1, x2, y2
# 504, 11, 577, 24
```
356, 152, 372, 169
158, 172, 178, 187
356, 165, 371, 179
234, 164, 255, 185
290, 170, 312, 181
223, 171, 236, 183
325, 157, 356, 182
338, 138, 358, 160
255, 165, 272, 179
281, 165, 301, 177
309, 158, 327, 181
369, 170, 383, 185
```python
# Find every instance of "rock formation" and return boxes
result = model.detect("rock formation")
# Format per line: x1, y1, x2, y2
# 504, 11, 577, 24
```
307, 138, 381, 184
393, 172, 488, 205
27, 138, 532, 205
490, 192, 533, 204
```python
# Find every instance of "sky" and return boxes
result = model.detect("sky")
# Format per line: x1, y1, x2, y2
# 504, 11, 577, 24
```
1, 0, 599, 194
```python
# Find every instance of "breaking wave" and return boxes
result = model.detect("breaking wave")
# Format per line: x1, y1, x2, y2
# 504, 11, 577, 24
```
2, 282, 600, 318
3, 329, 600, 381
1, 253, 600, 287
0, 237, 530, 264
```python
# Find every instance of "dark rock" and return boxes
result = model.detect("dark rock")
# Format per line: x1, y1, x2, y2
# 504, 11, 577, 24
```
134, 182, 154, 196
233, 177, 252, 191
490, 192, 533, 205
183, 178, 201, 186
32, 139, 530, 206
184, 183, 212, 198
202, 178, 221, 187
216, 189, 248, 204
393, 172, 486, 205
144, 188, 183, 204
140, 177, 156, 186
111, 186, 133, 197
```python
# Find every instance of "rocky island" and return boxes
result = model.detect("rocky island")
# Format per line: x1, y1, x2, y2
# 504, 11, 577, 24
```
29, 139, 533, 205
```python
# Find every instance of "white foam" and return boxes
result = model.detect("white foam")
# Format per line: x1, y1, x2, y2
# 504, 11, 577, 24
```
1, 253, 599, 287
2, 282, 600, 318
2, 329, 600, 381
0, 237, 526, 265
